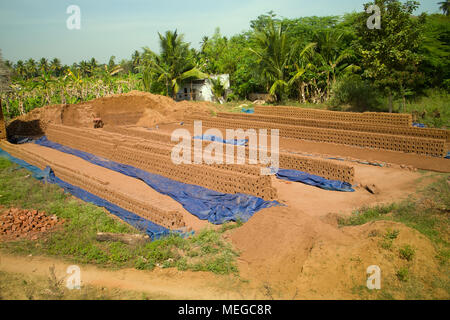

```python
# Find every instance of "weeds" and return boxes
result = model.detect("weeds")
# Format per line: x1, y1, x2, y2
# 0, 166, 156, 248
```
0, 158, 240, 275
396, 268, 409, 282
399, 245, 416, 262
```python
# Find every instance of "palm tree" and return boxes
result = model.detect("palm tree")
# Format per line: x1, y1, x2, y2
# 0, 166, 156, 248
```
439, 1, 449, 15
143, 30, 207, 98
78, 60, 91, 77
312, 30, 358, 100
131, 51, 141, 73
25, 58, 37, 79
50, 58, 62, 77
89, 58, 98, 75
15, 60, 27, 79
249, 19, 315, 102
39, 58, 50, 74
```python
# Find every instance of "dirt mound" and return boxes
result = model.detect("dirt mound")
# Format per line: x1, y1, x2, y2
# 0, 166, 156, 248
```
6, 91, 215, 137
230, 207, 445, 299
0, 207, 65, 241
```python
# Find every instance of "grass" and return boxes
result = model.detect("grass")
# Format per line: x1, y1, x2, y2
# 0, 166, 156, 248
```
0, 270, 157, 300
0, 157, 240, 275
399, 245, 416, 262
396, 268, 410, 283
399, 89, 450, 129
339, 175, 449, 265
340, 174, 450, 299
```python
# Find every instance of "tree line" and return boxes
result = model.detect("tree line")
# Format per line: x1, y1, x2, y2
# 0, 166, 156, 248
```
0, 0, 449, 118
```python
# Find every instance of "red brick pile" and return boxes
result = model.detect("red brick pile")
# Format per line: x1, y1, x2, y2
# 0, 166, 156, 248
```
0, 208, 65, 240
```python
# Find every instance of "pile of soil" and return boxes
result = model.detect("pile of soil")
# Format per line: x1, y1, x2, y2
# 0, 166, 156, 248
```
6, 91, 215, 137
0, 208, 65, 241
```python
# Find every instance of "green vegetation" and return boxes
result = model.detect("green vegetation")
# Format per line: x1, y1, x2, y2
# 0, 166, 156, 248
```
340, 173, 449, 292
339, 174, 449, 268
396, 267, 410, 282
342, 174, 449, 299
0, 1, 449, 127
0, 270, 156, 300
399, 244, 416, 261
0, 157, 240, 275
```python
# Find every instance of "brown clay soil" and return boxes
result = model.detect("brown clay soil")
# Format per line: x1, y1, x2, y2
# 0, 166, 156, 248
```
1, 93, 449, 299
6, 91, 216, 137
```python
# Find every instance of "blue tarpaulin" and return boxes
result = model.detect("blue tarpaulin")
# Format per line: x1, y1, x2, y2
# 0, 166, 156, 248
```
193, 134, 248, 146
0, 148, 171, 240
242, 108, 255, 114
275, 168, 355, 192
413, 123, 427, 128
446, 152, 450, 159
34, 136, 279, 224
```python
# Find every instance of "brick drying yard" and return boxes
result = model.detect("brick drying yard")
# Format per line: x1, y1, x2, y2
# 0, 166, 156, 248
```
0, 91, 449, 300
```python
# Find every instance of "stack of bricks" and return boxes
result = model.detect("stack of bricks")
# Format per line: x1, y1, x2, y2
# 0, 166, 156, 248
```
217, 112, 450, 142
104, 125, 356, 184
255, 106, 413, 127
46, 124, 278, 201
0, 140, 186, 231
184, 116, 446, 158
0, 105, 6, 140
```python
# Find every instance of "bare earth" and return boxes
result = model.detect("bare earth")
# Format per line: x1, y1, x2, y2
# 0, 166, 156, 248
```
2, 93, 449, 299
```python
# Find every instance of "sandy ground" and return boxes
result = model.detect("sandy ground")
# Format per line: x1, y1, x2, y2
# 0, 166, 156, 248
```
2, 95, 449, 299
0, 253, 262, 300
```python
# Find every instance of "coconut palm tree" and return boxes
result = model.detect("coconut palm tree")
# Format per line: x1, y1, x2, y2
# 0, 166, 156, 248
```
143, 30, 207, 98
39, 58, 50, 74
439, 1, 449, 15
25, 58, 37, 79
15, 60, 27, 79
249, 18, 315, 102
50, 58, 62, 77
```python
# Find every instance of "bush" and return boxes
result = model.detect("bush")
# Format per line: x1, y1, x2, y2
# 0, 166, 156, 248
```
331, 75, 382, 111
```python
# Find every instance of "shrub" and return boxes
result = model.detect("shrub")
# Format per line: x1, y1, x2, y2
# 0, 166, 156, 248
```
331, 75, 382, 111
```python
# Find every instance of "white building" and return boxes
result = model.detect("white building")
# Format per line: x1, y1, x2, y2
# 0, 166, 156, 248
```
176, 74, 230, 103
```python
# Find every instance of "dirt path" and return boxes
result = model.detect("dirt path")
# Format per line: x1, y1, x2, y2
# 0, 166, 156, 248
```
0, 252, 262, 300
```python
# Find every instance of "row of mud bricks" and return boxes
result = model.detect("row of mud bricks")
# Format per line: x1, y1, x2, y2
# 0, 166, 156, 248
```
0, 140, 186, 230
102, 125, 355, 184
255, 106, 413, 127
218, 112, 450, 142
185, 116, 445, 158
0, 106, 6, 140
46, 124, 278, 200
112, 125, 355, 183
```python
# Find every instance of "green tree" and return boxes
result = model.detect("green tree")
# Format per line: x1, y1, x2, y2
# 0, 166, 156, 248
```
143, 30, 207, 98
50, 58, 62, 77
25, 58, 37, 79
439, 1, 449, 15
249, 18, 315, 102
355, 0, 424, 112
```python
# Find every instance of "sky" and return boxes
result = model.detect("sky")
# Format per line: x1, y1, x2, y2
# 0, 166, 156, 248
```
0, 0, 442, 65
